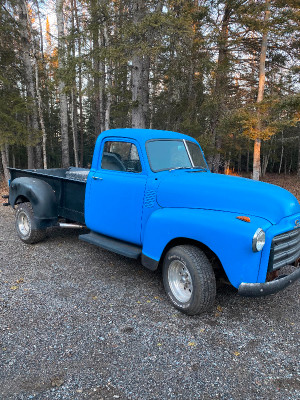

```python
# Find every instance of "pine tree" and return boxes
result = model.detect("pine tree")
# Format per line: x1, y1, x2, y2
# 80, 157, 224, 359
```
56, 0, 70, 168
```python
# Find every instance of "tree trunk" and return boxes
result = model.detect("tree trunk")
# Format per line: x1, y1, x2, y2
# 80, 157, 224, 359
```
211, 2, 231, 173
132, 0, 148, 129
253, 139, 261, 180
103, 22, 111, 131
105, 68, 112, 131
279, 133, 284, 174
27, 116, 34, 168
99, 55, 105, 133
34, 55, 47, 168
5, 144, 9, 166
288, 155, 292, 175
33, 1, 47, 169
298, 133, 300, 178
73, 0, 84, 166
18, 0, 40, 169
262, 137, 273, 176
71, 89, 79, 167
132, 55, 146, 128
56, 0, 70, 168
246, 141, 250, 173
70, 0, 79, 167
91, 0, 103, 137
238, 150, 241, 174
252, 0, 270, 181
1, 145, 10, 183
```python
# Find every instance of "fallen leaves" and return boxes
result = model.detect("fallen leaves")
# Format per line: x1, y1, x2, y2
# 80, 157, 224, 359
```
51, 377, 64, 388
9, 278, 25, 291
215, 305, 223, 317
262, 174, 300, 202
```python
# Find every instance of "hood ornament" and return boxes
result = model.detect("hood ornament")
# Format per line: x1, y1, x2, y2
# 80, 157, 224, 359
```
295, 219, 300, 228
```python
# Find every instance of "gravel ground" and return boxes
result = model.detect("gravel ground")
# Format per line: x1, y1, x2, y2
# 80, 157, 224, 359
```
0, 202, 299, 400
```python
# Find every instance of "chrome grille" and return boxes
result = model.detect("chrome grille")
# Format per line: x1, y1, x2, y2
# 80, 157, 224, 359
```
269, 228, 300, 271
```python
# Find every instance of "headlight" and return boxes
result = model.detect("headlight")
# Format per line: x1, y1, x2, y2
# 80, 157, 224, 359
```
252, 228, 265, 252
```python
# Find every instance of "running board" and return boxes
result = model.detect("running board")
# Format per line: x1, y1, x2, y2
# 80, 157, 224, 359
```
79, 231, 142, 259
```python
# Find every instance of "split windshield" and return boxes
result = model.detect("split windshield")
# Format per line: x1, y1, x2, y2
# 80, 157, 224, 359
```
146, 139, 207, 172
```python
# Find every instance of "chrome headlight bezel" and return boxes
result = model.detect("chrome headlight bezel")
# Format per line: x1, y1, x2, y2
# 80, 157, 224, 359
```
252, 228, 266, 252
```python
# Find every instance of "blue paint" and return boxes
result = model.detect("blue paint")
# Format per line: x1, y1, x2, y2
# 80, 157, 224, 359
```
85, 128, 300, 288
156, 172, 299, 225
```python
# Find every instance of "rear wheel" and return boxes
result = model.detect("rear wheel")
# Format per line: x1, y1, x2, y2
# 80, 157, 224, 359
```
15, 202, 46, 244
163, 245, 216, 315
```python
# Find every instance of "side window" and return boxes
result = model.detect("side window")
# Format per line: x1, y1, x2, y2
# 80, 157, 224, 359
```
101, 141, 142, 173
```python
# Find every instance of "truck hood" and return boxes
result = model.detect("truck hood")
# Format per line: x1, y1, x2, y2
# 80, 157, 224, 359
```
157, 172, 300, 225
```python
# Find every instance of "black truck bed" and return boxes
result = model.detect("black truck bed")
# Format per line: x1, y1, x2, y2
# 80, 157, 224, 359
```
9, 167, 89, 224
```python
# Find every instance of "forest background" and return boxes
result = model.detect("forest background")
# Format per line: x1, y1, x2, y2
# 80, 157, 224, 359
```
0, 0, 299, 183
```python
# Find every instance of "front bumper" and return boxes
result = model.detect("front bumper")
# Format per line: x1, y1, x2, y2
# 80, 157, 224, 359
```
238, 265, 300, 297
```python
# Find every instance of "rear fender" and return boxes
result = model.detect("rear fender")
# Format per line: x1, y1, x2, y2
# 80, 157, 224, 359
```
9, 177, 58, 228
142, 208, 272, 288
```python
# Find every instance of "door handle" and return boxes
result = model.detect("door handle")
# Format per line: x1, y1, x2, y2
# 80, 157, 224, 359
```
92, 176, 103, 180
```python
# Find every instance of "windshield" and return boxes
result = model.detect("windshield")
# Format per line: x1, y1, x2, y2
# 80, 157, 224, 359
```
146, 139, 207, 172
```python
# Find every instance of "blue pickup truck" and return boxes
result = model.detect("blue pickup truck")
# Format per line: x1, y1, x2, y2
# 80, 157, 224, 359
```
5, 128, 300, 314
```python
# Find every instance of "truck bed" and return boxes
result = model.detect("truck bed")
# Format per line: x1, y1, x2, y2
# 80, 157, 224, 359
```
9, 167, 89, 224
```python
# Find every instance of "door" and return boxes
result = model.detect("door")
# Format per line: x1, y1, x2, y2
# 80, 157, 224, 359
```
85, 139, 147, 245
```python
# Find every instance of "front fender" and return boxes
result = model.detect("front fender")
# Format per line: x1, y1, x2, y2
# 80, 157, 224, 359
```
142, 208, 272, 288
9, 177, 58, 227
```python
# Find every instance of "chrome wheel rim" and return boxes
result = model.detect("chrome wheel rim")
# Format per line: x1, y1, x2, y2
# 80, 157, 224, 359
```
168, 260, 193, 303
17, 211, 30, 237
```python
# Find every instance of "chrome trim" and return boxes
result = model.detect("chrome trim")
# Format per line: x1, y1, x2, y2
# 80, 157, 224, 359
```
269, 228, 300, 271
58, 223, 85, 229
183, 139, 194, 167
239, 266, 300, 297
252, 228, 265, 252
168, 259, 193, 303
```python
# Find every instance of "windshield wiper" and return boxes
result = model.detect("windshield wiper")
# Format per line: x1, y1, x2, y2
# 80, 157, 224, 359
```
168, 166, 194, 172
187, 167, 208, 172
169, 167, 208, 172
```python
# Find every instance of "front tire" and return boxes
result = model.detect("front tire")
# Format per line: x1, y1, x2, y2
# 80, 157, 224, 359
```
163, 245, 216, 315
15, 202, 46, 244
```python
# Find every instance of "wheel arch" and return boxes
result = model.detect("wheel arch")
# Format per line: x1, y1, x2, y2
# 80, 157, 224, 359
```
141, 207, 264, 288
9, 177, 58, 228
160, 237, 226, 277
15, 195, 30, 205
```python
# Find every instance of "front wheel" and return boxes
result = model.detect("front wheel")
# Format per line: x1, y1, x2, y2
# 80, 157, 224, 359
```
163, 245, 216, 315
15, 202, 46, 244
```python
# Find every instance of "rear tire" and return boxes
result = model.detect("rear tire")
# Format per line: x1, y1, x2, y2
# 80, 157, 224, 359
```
15, 202, 46, 244
163, 245, 216, 315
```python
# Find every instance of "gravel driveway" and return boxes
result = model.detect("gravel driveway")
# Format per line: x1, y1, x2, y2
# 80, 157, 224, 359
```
0, 204, 299, 400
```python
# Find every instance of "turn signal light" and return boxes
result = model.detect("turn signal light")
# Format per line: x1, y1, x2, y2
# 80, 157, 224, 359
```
237, 216, 251, 223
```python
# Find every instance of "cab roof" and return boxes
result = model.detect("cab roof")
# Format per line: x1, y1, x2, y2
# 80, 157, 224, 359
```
98, 128, 198, 145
